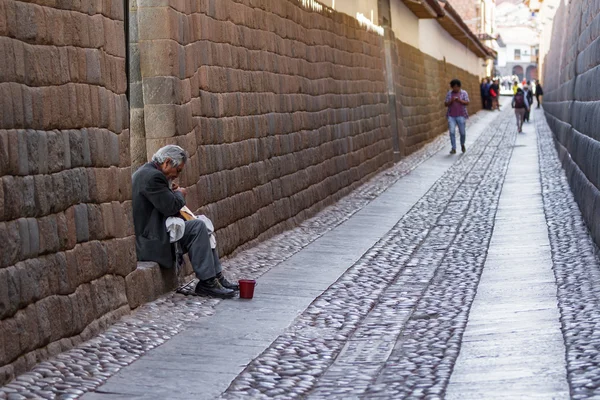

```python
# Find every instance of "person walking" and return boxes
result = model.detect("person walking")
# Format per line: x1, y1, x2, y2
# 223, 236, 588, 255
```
535, 81, 544, 108
444, 79, 470, 154
512, 88, 529, 133
523, 85, 534, 122
512, 81, 519, 94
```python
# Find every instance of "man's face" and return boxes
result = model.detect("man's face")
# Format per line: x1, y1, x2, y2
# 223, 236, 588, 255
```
159, 159, 185, 180
451, 85, 460, 93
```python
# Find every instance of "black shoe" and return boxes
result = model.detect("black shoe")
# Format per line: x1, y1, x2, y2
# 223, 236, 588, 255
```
195, 278, 235, 298
450, 148, 456, 154
218, 275, 239, 291
461, 145, 466, 153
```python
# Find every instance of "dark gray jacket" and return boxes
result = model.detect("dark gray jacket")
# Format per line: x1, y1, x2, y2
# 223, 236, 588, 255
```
132, 163, 185, 268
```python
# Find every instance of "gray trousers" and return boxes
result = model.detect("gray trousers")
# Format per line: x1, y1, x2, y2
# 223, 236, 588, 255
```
515, 108, 526, 131
179, 219, 222, 280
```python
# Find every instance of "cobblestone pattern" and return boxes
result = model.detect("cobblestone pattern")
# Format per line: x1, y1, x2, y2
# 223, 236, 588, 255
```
0, 114, 485, 399
219, 111, 515, 399
135, 0, 394, 257
0, 0, 135, 383
392, 39, 482, 156
543, 0, 600, 247
536, 109, 600, 400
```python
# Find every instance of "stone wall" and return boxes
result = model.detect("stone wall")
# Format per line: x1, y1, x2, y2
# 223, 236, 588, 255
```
543, 0, 600, 246
0, 0, 137, 383
134, 0, 394, 256
392, 39, 482, 156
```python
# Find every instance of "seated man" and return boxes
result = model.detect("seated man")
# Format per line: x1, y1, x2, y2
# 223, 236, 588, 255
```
132, 145, 238, 298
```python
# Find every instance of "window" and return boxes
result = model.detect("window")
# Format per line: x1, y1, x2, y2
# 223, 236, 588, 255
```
514, 49, 521, 61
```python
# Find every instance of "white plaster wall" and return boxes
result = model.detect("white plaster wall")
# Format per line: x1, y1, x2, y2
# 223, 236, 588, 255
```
419, 19, 485, 77
506, 44, 532, 63
319, 0, 379, 24
497, 46, 507, 67
390, 0, 420, 48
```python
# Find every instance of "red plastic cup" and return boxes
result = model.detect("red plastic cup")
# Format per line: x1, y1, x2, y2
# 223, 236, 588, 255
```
239, 280, 256, 299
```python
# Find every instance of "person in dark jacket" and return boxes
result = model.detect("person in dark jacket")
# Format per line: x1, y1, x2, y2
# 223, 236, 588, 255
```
132, 145, 238, 298
480, 78, 487, 109
512, 88, 529, 133
535, 81, 544, 108
523, 84, 534, 122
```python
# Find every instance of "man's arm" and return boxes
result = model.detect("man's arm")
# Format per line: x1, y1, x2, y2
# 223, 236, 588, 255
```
458, 91, 470, 105
143, 173, 186, 217
444, 92, 453, 107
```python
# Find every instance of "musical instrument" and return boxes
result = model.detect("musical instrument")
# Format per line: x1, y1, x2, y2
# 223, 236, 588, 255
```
179, 205, 196, 221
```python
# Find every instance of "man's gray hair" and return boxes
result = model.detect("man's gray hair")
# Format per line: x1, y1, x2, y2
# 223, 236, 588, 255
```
152, 145, 189, 167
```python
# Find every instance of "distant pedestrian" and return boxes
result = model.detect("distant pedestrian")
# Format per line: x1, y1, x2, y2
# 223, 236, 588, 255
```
480, 78, 487, 109
481, 78, 491, 110
512, 88, 529, 133
535, 81, 544, 108
512, 81, 519, 95
445, 79, 470, 154
491, 80, 500, 110
485, 78, 493, 110
523, 85, 534, 122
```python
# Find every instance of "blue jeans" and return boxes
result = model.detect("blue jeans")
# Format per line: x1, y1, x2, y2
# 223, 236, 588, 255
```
448, 116, 466, 150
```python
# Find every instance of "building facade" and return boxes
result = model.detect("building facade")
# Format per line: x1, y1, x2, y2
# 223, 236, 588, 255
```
447, 0, 497, 76
494, 1, 540, 82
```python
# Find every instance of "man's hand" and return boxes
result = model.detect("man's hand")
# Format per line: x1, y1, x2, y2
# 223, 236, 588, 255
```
174, 187, 187, 198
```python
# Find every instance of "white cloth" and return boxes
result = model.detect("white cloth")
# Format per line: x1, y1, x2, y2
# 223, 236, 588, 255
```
165, 217, 185, 243
196, 215, 217, 249
165, 215, 217, 248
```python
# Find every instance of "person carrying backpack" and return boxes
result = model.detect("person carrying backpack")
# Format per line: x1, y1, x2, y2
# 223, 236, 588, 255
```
512, 88, 529, 133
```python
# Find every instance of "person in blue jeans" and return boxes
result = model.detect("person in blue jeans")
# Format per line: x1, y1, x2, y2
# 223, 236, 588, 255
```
444, 79, 470, 154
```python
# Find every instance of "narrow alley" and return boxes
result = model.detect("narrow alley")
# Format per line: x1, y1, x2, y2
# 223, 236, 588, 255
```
3, 103, 598, 400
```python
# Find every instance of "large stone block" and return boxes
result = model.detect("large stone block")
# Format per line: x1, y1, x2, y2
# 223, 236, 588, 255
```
125, 262, 165, 309
139, 39, 180, 78
0, 220, 19, 268
144, 104, 178, 138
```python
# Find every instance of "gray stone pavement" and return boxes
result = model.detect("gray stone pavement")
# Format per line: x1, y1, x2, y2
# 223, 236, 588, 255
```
445, 109, 569, 399
4, 102, 600, 400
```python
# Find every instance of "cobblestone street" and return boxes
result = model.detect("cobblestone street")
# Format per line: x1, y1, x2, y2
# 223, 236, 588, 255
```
2, 105, 600, 400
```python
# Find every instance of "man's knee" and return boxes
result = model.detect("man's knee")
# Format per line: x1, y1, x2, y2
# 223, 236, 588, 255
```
186, 219, 208, 236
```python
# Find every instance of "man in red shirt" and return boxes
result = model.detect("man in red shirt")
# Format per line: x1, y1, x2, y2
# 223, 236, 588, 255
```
444, 79, 470, 154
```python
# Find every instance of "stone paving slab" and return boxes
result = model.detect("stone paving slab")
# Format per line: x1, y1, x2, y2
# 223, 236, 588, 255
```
445, 111, 569, 399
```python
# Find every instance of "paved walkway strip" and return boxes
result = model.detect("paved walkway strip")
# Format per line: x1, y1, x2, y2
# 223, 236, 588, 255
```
219, 109, 516, 399
535, 109, 600, 400
445, 110, 569, 399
